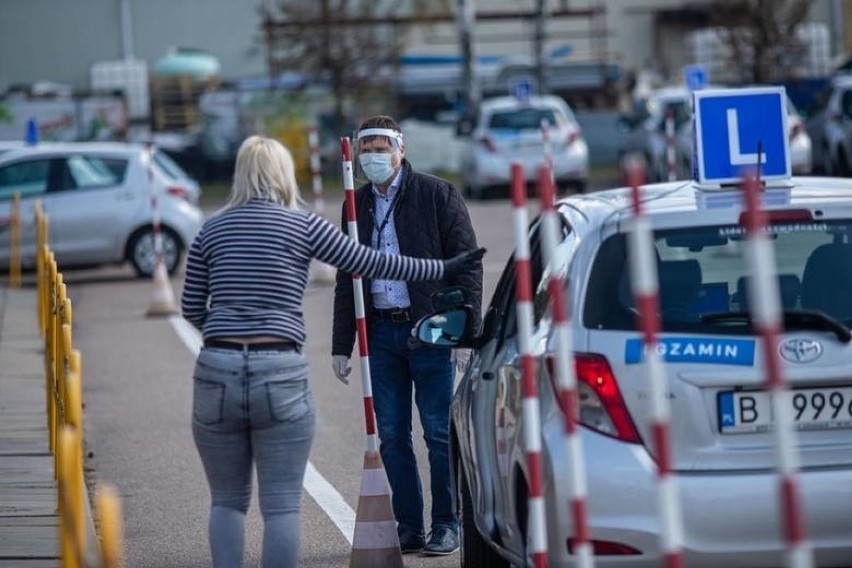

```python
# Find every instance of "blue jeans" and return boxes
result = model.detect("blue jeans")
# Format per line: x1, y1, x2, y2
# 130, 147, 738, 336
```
192, 346, 315, 568
368, 319, 456, 537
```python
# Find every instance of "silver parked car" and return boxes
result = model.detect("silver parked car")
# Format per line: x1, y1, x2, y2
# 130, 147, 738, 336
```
617, 86, 692, 182
414, 177, 852, 566
459, 95, 589, 199
804, 74, 852, 175
0, 142, 203, 277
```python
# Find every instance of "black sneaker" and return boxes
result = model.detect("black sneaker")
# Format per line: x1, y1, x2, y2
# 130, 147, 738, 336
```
423, 527, 459, 556
398, 531, 426, 554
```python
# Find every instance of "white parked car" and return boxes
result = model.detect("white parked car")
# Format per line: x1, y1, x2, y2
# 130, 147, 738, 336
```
459, 95, 589, 199
0, 142, 203, 277
415, 175, 852, 566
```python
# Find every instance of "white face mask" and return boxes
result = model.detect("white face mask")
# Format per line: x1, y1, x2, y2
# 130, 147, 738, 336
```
359, 152, 396, 184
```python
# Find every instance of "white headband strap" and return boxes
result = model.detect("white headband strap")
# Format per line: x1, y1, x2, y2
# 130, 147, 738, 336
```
356, 128, 403, 142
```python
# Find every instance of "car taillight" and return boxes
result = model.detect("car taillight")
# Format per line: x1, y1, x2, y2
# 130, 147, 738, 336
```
789, 121, 803, 141
545, 353, 641, 443
478, 135, 497, 153
564, 130, 581, 148
567, 538, 641, 556
738, 208, 813, 225
167, 185, 190, 200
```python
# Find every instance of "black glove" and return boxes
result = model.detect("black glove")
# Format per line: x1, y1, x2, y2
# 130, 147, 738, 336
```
444, 247, 486, 278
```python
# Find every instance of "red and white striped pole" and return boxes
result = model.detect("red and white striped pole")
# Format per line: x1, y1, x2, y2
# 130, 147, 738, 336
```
541, 118, 553, 176
341, 138, 379, 453
308, 125, 326, 217
741, 171, 813, 568
624, 159, 684, 568
146, 142, 165, 267
665, 107, 676, 182
537, 165, 592, 568
510, 163, 549, 568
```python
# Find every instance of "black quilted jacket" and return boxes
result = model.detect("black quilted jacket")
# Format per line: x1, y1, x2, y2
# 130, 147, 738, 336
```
331, 160, 483, 357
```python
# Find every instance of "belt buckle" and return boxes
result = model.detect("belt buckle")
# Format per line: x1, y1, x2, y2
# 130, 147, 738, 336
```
390, 310, 409, 323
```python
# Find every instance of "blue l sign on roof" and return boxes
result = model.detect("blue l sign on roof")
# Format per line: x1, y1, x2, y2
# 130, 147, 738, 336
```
693, 87, 790, 184
683, 64, 707, 91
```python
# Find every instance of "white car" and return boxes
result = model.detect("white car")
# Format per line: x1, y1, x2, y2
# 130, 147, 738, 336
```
804, 74, 852, 175
414, 175, 852, 566
0, 142, 203, 277
459, 95, 588, 199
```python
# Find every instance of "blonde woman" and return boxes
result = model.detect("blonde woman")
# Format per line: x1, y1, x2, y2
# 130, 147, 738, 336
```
181, 135, 484, 568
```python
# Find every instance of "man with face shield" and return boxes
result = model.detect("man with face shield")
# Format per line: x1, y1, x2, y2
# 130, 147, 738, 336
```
331, 115, 483, 556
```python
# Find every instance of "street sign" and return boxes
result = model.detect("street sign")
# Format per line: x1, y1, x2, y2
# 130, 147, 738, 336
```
510, 76, 536, 102
693, 87, 790, 184
683, 64, 708, 91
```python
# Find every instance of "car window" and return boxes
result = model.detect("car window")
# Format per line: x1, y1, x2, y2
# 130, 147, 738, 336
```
0, 159, 51, 200
64, 155, 123, 190
153, 150, 190, 180
482, 221, 546, 350
584, 220, 852, 333
488, 108, 562, 130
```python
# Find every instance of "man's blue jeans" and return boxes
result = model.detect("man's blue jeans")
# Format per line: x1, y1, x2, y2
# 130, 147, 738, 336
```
368, 319, 457, 537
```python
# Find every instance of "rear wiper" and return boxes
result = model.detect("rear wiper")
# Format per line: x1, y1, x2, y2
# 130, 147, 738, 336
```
700, 310, 852, 343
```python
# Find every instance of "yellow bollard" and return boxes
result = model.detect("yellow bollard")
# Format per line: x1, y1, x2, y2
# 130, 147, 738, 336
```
59, 427, 83, 568
9, 192, 21, 287
96, 485, 124, 568
46, 258, 57, 455
65, 353, 85, 559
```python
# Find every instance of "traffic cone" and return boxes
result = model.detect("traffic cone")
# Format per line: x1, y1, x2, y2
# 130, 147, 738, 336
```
146, 258, 178, 317
350, 451, 403, 568
310, 260, 336, 285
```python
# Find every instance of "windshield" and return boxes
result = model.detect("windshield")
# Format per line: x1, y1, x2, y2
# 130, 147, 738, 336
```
584, 220, 852, 334
488, 107, 563, 130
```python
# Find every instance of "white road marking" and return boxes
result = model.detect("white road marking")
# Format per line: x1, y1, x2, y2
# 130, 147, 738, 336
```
168, 315, 357, 545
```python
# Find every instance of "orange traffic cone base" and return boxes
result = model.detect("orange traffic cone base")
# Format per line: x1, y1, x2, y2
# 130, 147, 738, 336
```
349, 451, 403, 568
146, 260, 178, 317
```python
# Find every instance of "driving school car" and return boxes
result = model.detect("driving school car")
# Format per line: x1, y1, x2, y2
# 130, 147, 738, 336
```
414, 87, 852, 566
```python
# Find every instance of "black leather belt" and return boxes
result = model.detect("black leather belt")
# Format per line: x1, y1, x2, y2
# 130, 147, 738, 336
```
372, 307, 412, 323
204, 339, 300, 353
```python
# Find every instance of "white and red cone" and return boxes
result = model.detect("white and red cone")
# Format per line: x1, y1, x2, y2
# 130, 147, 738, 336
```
146, 259, 178, 317
349, 451, 403, 568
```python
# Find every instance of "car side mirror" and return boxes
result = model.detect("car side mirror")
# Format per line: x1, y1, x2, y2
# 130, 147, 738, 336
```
412, 306, 475, 348
431, 286, 468, 311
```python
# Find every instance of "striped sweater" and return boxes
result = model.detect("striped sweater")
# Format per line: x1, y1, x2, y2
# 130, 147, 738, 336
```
181, 199, 445, 343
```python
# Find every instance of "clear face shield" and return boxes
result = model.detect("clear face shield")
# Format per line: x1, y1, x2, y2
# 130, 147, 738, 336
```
353, 127, 404, 184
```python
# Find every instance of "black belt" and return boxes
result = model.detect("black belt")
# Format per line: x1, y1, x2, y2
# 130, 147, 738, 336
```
372, 307, 412, 323
203, 339, 300, 353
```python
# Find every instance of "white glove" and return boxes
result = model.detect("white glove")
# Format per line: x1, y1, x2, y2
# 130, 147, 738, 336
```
452, 348, 472, 374
332, 355, 352, 385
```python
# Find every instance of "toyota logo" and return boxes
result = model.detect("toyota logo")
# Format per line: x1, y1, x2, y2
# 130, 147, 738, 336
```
779, 338, 823, 363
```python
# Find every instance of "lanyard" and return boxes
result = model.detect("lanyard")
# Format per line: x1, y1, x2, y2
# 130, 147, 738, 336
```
373, 189, 402, 251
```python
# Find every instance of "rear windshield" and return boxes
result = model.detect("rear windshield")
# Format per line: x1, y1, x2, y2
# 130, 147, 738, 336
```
153, 150, 190, 181
488, 108, 564, 130
584, 220, 852, 334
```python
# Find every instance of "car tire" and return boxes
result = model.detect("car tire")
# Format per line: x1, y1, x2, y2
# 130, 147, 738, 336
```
457, 457, 509, 568
127, 225, 183, 278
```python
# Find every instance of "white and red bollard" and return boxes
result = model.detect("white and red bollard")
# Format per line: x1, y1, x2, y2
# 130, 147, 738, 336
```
510, 163, 549, 568
740, 171, 813, 568
145, 142, 178, 317
340, 137, 403, 567
665, 107, 676, 182
624, 159, 684, 568
537, 165, 593, 568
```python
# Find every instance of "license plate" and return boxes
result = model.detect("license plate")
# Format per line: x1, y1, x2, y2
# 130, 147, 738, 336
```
718, 387, 852, 434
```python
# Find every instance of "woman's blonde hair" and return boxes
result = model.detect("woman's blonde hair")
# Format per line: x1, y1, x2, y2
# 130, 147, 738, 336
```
226, 135, 302, 209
